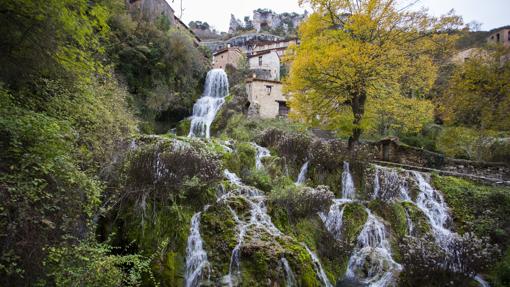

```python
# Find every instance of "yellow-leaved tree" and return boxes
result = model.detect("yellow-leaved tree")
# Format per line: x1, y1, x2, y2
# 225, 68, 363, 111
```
285, 0, 462, 147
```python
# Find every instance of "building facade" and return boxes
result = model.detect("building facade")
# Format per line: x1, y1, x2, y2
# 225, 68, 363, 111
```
488, 28, 510, 47
246, 78, 288, 119
212, 47, 244, 70
248, 50, 281, 81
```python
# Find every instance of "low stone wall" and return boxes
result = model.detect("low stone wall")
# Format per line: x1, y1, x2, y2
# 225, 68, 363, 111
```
367, 139, 510, 183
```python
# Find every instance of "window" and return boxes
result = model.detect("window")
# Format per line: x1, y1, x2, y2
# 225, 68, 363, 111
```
259, 56, 263, 66
508, 31, 510, 41
266, 85, 272, 95
497, 33, 500, 42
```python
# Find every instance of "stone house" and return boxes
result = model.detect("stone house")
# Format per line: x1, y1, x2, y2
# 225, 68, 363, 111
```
451, 48, 487, 64
246, 78, 288, 119
487, 27, 510, 47
251, 39, 298, 57
212, 47, 244, 70
126, 0, 201, 45
248, 50, 281, 81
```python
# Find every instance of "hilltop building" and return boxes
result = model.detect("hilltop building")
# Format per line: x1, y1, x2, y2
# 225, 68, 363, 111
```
487, 27, 510, 47
213, 47, 244, 70
125, 0, 201, 45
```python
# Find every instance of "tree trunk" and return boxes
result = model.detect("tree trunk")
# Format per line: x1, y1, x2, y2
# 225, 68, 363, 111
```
348, 89, 367, 150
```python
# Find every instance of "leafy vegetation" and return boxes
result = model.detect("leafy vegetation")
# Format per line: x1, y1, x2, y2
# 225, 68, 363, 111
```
287, 0, 462, 146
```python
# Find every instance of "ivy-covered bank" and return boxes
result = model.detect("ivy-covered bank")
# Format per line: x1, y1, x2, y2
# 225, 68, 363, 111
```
90, 116, 510, 286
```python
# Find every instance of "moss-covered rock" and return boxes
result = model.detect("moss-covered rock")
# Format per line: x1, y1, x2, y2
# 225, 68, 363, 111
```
201, 201, 239, 280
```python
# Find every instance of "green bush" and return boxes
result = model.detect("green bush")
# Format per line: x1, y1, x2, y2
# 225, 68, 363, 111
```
45, 241, 155, 287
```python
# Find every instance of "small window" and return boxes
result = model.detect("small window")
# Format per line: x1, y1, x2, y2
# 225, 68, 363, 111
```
259, 56, 263, 66
508, 31, 510, 41
497, 33, 501, 42
221, 55, 224, 59
266, 85, 272, 95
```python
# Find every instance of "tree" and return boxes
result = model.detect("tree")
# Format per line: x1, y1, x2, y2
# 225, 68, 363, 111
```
439, 46, 510, 131
285, 0, 462, 147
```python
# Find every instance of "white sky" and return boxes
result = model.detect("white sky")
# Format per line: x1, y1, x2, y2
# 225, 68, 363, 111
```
171, 0, 509, 32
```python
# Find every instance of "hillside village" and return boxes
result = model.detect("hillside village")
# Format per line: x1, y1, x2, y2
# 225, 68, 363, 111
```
2, 0, 510, 287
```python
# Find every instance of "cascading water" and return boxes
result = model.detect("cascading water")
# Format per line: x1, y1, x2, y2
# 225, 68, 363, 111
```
221, 169, 282, 286
252, 143, 271, 170
345, 209, 402, 287
296, 161, 310, 185
474, 275, 491, 287
372, 165, 411, 202
303, 245, 333, 287
412, 171, 456, 249
342, 162, 356, 199
188, 69, 229, 138
281, 257, 297, 287
404, 207, 415, 236
319, 199, 351, 240
184, 212, 210, 287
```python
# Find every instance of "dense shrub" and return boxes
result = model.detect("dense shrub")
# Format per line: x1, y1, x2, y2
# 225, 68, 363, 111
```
269, 185, 334, 220
400, 234, 498, 286
257, 128, 312, 163
126, 138, 222, 202
108, 13, 209, 130
45, 241, 155, 287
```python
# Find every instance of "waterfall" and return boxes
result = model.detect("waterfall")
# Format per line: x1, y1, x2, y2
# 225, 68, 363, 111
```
221, 170, 282, 286
474, 275, 491, 287
184, 212, 210, 287
404, 207, 415, 236
345, 209, 402, 287
319, 199, 351, 240
412, 171, 455, 249
342, 162, 356, 199
372, 165, 411, 202
296, 161, 310, 185
281, 257, 297, 287
252, 143, 271, 170
188, 69, 229, 138
303, 245, 333, 287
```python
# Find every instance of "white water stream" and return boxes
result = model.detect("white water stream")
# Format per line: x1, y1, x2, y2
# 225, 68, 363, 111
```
184, 212, 210, 287
281, 257, 297, 287
188, 69, 229, 138
296, 161, 310, 185
345, 209, 402, 287
342, 161, 356, 199
304, 245, 333, 287
252, 143, 271, 170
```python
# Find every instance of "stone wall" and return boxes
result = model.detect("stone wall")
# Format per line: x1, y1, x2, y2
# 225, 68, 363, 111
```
246, 79, 286, 118
369, 139, 510, 183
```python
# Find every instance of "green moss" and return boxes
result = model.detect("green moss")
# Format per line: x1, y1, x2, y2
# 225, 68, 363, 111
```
160, 251, 185, 287
200, 202, 239, 278
432, 175, 510, 241
222, 142, 256, 177
342, 203, 368, 246
175, 118, 191, 136
489, 248, 510, 287
401, 201, 431, 237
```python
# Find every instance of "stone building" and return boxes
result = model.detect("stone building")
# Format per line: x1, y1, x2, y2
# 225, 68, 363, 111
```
125, 0, 201, 45
212, 47, 244, 70
246, 78, 288, 119
248, 50, 281, 81
487, 27, 510, 47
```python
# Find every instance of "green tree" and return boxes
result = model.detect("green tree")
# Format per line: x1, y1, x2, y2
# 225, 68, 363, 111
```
440, 46, 510, 131
286, 0, 462, 147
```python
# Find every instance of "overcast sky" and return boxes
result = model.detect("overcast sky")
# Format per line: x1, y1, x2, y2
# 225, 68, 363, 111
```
173, 0, 508, 32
